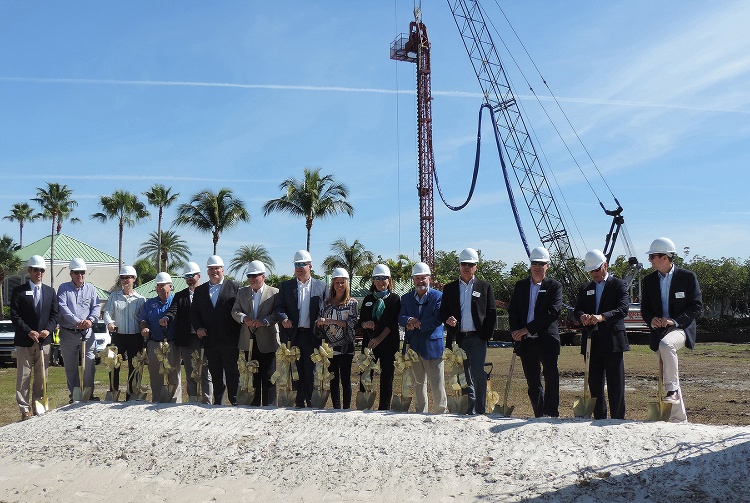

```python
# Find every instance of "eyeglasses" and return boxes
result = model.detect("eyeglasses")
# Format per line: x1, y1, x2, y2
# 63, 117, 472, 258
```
183, 273, 198, 279
30, 267, 45, 273
72, 271, 86, 275
648, 253, 665, 260
373, 275, 389, 281
460, 262, 476, 267
530, 261, 547, 266
589, 264, 604, 273
294, 262, 310, 268
120, 275, 135, 280
246, 273, 263, 278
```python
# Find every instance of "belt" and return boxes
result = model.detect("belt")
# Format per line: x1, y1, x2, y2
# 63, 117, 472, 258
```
459, 331, 477, 335
61, 326, 87, 333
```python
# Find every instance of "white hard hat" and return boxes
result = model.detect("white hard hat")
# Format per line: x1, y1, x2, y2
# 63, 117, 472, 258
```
183, 262, 201, 275
412, 262, 431, 276
583, 249, 607, 272
206, 255, 224, 267
27, 255, 46, 270
458, 248, 479, 264
69, 258, 86, 271
293, 249, 312, 263
647, 237, 677, 256
119, 265, 137, 277
529, 247, 550, 263
244, 260, 266, 276
331, 267, 349, 279
155, 272, 172, 284
372, 264, 391, 277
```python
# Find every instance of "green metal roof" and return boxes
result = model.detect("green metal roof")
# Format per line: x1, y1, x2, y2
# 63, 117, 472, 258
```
16, 233, 118, 264
134, 275, 189, 298
322, 275, 414, 299
93, 285, 111, 301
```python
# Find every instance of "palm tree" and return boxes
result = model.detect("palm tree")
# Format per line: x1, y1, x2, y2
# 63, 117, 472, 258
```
55, 203, 81, 235
33, 183, 76, 288
138, 229, 190, 272
229, 244, 275, 276
383, 254, 415, 283
3, 202, 39, 247
262, 167, 354, 252
174, 188, 250, 255
321, 238, 374, 283
91, 190, 151, 272
143, 184, 179, 272
0, 234, 22, 320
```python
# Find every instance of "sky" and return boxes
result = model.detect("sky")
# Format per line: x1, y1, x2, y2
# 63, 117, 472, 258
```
1, 1, 749, 277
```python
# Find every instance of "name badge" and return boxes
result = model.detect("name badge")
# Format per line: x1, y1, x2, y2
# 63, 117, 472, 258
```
675, 292, 685, 299
587, 290, 595, 296
472, 291, 481, 297
364, 302, 373, 307
25, 290, 33, 296
539, 290, 547, 293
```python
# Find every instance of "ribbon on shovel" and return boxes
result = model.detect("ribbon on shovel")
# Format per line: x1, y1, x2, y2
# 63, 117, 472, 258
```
393, 347, 419, 399
155, 341, 173, 384
356, 347, 381, 392
238, 355, 260, 392
190, 350, 204, 382
271, 344, 301, 389
100, 344, 122, 372
443, 343, 469, 392
311, 342, 335, 392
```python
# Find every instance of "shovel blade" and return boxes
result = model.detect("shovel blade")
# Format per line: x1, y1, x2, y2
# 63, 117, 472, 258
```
389, 394, 402, 412
236, 389, 255, 406
356, 391, 368, 410
573, 396, 595, 418
34, 400, 47, 415
364, 391, 377, 410
311, 389, 330, 409
72, 387, 82, 402
159, 385, 177, 403
647, 402, 673, 421
188, 395, 199, 403
105, 390, 120, 402
493, 403, 514, 417
82, 387, 93, 402
399, 396, 412, 412
447, 396, 460, 414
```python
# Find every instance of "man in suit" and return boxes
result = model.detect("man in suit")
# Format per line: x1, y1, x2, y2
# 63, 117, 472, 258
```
162, 261, 212, 403
232, 260, 279, 406
399, 262, 447, 414
507, 247, 563, 417
10, 255, 59, 420
574, 249, 630, 420
641, 237, 702, 423
439, 247, 497, 414
190, 255, 241, 405
274, 249, 328, 408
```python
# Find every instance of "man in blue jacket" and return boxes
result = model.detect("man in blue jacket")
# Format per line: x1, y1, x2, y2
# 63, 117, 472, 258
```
399, 262, 447, 413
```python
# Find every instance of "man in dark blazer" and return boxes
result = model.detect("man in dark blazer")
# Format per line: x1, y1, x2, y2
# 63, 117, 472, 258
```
9, 255, 59, 420
641, 237, 702, 423
574, 249, 630, 420
440, 247, 497, 414
162, 261, 212, 403
232, 260, 279, 406
507, 247, 563, 418
190, 255, 240, 405
274, 250, 327, 408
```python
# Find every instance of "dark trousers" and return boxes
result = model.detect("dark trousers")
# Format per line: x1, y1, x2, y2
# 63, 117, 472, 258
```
111, 332, 143, 400
519, 345, 560, 417
206, 343, 240, 405
294, 329, 316, 408
458, 333, 488, 414
329, 353, 353, 409
249, 345, 276, 406
374, 349, 396, 410
588, 351, 626, 419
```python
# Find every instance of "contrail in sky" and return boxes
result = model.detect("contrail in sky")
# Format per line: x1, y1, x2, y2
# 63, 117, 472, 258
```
1, 76, 747, 114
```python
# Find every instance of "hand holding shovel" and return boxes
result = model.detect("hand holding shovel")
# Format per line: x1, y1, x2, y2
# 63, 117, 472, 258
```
34, 340, 52, 414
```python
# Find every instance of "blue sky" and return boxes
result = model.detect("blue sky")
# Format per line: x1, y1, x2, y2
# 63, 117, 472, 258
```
1, 1, 749, 277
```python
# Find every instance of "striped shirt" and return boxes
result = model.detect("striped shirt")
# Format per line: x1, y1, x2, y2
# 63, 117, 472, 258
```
57, 281, 101, 329
103, 290, 146, 334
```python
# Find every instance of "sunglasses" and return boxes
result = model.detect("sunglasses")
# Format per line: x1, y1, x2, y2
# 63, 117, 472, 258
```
246, 273, 263, 278
373, 275, 389, 281
72, 271, 86, 275
294, 262, 310, 268
530, 261, 546, 266
648, 253, 665, 260
120, 275, 135, 280
183, 273, 198, 279
460, 262, 476, 267
589, 264, 604, 273
30, 267, 45, 273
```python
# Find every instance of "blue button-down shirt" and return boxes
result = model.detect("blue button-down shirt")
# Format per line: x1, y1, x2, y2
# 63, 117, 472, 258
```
140, 295, 175, 341
595, 273, 609, 312
57, 281, 100, 329
659, 264, 675, 318
459, 277, 476, 332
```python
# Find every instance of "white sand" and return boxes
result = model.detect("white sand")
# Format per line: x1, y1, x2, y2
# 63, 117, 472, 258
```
1, 403, 749, 502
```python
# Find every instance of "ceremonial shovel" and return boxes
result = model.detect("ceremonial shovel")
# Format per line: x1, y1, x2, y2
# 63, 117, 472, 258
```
236, 340, 257, 405
72, 332, 93, 402
34, 341, 52, 414
573, 336, 596, 418
390, 342, 413, 412
647, 357, 672, 421
188, 338, 206, 403
129, 338, 149, 401
494, 351, 516, 416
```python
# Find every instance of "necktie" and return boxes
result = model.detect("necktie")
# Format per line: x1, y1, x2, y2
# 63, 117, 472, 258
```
253, 291, 259, 319
34, 286, 41, 316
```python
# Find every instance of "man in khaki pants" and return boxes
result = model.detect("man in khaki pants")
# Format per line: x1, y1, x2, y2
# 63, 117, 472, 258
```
10, 255, 59, 420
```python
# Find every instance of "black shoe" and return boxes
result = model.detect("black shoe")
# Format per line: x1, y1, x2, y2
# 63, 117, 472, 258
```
89, 396, 101, 402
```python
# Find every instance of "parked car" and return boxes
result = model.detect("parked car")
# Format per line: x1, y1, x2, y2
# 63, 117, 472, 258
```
0, 320, 15, 363
52, 322, 112, 366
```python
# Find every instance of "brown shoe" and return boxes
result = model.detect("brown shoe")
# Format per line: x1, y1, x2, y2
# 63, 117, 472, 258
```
20, 411, 33, 421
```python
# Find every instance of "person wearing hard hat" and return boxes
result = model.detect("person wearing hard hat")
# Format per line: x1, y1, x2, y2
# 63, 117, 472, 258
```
190, 255, 241, 405
641, 237, 702, 423
316, 267, 358, 409
102, 265, 146, 400
574, 249, 630, 419
507, 246, 563, 417
231, 260, 279, 406
140, 272, 181, 402
398, 262, 448, 413
274, 250, 328, 408
439, 248, 497, 414
9, 255, 59, 419
57, 258, 102, 402
162, 262, 213, 404
358, 264, 401, 410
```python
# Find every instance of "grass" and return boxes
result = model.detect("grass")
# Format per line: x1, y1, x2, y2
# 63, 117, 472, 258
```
1, 342, 748, 427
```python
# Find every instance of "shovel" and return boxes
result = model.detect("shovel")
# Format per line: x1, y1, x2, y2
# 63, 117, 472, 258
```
573, 336, 596, 418
390, 342, 413, 412
157, 339, 177, 403
34, 341, 52, 414
356, 345, 379, 410
494, 351, 517, 416
105, 368, 121, 402
237, 341, 257, 406
72, 332, 93, 402
647, 357, 673, 421
188, 339, 206, 403
128, 338, 149, 401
